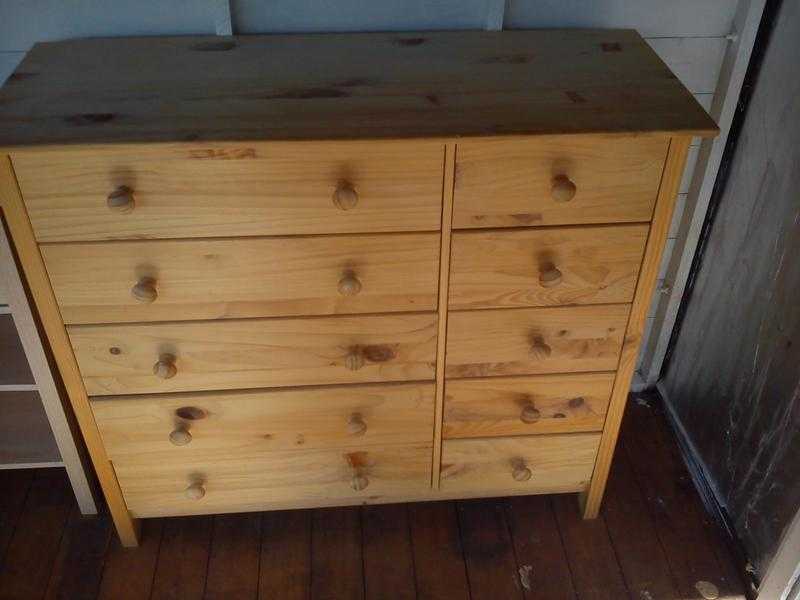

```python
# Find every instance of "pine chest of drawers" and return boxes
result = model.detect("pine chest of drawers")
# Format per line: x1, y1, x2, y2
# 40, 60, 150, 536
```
0, 29, 716, 545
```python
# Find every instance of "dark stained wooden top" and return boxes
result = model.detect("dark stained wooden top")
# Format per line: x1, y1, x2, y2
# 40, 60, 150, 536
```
0, 29, 717, 147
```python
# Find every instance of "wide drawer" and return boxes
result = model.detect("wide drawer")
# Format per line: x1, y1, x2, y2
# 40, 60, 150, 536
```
113, 443, 432, 517
43, 233, 440, 324
449, 224, 648, 309
453, 135, 668, 229
13, 141, 445, 242
439, 433, 599, 495
69, 313, 437, 396
92, 382, 435, 456
446, 305, 628, 379
443, 373, 614, 439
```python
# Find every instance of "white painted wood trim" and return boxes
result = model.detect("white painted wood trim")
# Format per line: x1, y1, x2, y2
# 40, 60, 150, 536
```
0, 305, 10, 314
485, 0, 507, 31
639, 0, 768, 386
0, 461, 64, 470
0, 383, 37, 392
758, 507, 800, 600
0, 223, 97, 514
214, 0, 233, 36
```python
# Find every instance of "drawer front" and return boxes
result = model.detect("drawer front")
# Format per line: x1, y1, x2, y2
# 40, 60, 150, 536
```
446, 305, 628, 379
440, 433, 599, 495
443, 373, 614, 439
13, 141, 444, 242
70, 313, 437, 396
44, 233, 440, 324
449, 224, 648, 309
115, 443, 433, 517
92, 382, 435, 455
453, 135, 668, 229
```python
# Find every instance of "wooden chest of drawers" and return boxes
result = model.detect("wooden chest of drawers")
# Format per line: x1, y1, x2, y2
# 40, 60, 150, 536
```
0, 29, 716, 546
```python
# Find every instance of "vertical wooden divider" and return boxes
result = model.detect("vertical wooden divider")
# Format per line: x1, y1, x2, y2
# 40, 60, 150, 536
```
581, 137, 691, 518
0, 155, 140, 546
431, 142, 457, 489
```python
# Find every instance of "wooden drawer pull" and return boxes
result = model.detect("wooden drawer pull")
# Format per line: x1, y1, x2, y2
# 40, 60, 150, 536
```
520, 403, 541, 424
511, 459, 533, 482
169, 425, 192, 446
131, 277, 158, 303
351, 473, 369, 491
338, 272, 362, 296
345, 347, 365, 371
551, 175, 577, 202
333, 181, 359, 210
346, 413, 367, 436
153, 353, 178, 379
184, 481, 206, 500
538, 266, 563, 288
107, 185, 135, 213
529, 336, 552, 360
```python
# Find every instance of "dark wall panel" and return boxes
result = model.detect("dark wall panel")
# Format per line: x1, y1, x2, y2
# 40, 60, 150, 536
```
662, 0, 800, 576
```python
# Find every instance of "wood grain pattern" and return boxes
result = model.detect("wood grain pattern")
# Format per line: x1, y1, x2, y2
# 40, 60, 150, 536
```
440, 433, 599, 496
69, 312, 437, 396
0, 30, 715, 148
449, 224, 648, 309
91, 382, 434, 456
443, 373, 614, 439
43, 232, 440, 323
114, 443, 432, 517
581, 137, 691, 518
0, 155, 139, 546
13, 141, 444, 242
446, 304, 629, 379
453, 135, 669, 229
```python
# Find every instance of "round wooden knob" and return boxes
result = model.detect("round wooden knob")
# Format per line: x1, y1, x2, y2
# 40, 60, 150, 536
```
346, 413, 367, 436
351, 473, 369, 491
520, 404, 541, 424
551, 175, 577, 202
153, 354, 177, 379
338, 272, 362, 296
513, 465, 533, 482
345, 349, 365, 371
169, 426, 192, 446
107, 186, 135, 213
332, 182, 359, 210
131, 278, 158, 303
184, 482, 205, 500
539, 267, 563, 288
529, 338, 552, 360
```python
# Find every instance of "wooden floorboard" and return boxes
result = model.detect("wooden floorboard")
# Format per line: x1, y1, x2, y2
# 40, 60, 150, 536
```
458, 498, 524, 600
408, 501, 470, 600
0, 397, 748, 600
362, 504, 417, 600
150, 515, 213, 600
504, 495, 577, 600
259, 510, 311, 600
204, 513, 262, 600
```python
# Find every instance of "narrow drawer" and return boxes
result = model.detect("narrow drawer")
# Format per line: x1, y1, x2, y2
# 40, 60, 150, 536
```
69, 313, 437, 396
114, 443, 433, 517
443, 373, 614, 439
446, 305, 628, 379
13, 141, 444, 242
453, 135, 668, 229
449, 224, 648, 309
439, 433, 599, 495
43, 233, 440, 324
91, 382, 435, 456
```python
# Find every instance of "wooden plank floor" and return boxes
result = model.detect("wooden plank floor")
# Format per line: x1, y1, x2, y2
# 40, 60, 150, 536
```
0, 397, 749, 600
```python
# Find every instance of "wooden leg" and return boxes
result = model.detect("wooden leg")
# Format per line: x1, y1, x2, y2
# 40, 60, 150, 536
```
0, 155, 140, 546
581, 137, 691, 519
